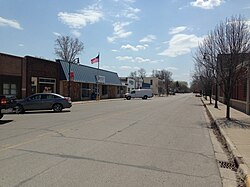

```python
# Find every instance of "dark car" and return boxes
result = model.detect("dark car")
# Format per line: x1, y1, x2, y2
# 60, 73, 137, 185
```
15, 93, 72, 113
0, 95, 16, 119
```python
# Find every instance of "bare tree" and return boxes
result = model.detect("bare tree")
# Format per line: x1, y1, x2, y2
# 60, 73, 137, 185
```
138, 68, 146, 78
55, 36, 84, 62
214, 15, 250, 119
193, 39, 215, 104
190, 73, 203, 94
200, 31, 219, 108
193, 59, 214, 104
129, 71, 137, 79
193, 15, 250, 119
152, 69, 173, 95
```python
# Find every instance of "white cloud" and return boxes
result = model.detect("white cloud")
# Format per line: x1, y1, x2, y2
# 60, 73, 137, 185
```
121, 44, 147, 51
122, 7, 140, 20
169, 26, 187, 35
190, 0, 224, 9
101, 65, 117, 71
107, 22, 132, 43
114, 0, 135, 3
0, 16, 23, 30
18, 44, 24, 47
111, 49, 119, 52
116, 56, 134, 61
140, 35, 156, 43
116, 56, 156, 64
120, 66, 133, 70
166, 67, 178, 71
53, 32, 61, 36
58, 6, 103, 29
71, 30, 81, 37
159, 34, 204, 57
124, 0, 136, 3
134, 57, 150, 63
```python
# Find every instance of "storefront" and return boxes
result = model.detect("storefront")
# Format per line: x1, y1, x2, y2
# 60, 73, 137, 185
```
25, 56, 60, 97
0, 53, 24, 98
58, 60, 122, 101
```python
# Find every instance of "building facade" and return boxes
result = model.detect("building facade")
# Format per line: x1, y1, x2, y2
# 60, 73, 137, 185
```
0, 53, 24, 98
143, 77, 165, 95
214, 53, 250, 114
58, 60, 122, 101
0, 53, 123, 101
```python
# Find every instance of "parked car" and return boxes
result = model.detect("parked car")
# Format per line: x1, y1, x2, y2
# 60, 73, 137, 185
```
169, 91, 175, 95
125, 89, 153, 100
15, 93, 72, 113
0, 95, 16, 119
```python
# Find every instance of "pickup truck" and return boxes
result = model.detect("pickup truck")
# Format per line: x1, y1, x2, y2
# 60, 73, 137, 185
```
0, 95, 16, 119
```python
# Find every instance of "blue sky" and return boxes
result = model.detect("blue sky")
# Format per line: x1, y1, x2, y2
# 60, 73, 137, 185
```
1, 0, 250, 83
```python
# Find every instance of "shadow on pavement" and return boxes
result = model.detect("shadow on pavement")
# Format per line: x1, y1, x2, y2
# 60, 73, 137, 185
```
22, 110, 71, 115
0, 120, 13, 125
223, 119, 250, 129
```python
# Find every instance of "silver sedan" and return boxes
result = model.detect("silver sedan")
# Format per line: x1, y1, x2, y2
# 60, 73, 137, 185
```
15, 93, 72, 113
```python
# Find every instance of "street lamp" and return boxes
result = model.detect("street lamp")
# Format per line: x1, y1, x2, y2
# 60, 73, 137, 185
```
68, 58, 80, 98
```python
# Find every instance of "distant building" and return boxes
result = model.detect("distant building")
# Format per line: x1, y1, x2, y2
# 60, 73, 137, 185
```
143, 77, 165, 95
119, 77, 143, 93
119, 77, 135, 93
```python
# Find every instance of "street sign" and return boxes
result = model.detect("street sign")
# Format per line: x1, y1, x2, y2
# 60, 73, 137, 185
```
70, 71, 74, 81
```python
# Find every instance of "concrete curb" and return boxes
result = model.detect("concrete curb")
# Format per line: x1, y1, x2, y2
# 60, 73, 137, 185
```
200, 98, 250, 187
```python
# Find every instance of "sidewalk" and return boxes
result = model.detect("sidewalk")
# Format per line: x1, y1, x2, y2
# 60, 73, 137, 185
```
202, 98, 250, 187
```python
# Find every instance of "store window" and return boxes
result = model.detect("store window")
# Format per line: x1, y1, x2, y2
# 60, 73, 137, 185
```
82, 83, 90, 98
102, 85, 108, 95
3, 83, 17, 96
39, 78, 56, 93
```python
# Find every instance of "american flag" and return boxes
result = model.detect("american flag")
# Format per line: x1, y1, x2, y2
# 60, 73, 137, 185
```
91, 54, 99, 64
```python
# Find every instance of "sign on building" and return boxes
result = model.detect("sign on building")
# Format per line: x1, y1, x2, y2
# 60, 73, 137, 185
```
96, 75, 105, 84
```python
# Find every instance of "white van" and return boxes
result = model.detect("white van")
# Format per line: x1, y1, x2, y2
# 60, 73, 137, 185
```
125, 89, 153, 100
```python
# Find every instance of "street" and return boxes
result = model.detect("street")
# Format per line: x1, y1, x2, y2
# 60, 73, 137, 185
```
0, 94, 222, 187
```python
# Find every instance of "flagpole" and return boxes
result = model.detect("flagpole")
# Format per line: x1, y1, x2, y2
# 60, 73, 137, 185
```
96, 52, 100, 100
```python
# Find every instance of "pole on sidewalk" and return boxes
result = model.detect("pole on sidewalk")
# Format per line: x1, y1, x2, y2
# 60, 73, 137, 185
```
96, 52, 100, 101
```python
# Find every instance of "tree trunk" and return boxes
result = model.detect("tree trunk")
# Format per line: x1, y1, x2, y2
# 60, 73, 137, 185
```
214, 81, 218, 108
225, 92, 231, 120
226, 102, 230, 119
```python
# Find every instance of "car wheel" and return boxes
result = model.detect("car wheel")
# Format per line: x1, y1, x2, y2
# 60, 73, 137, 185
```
0, 113, 3, 119
143, 95, 148, 100
53, 103, 63, 112
126, 96, 131, 100
16, 105, 24, 114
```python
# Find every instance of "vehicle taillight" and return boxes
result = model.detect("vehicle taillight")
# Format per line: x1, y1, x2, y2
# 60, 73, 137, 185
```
1, 97, 7, 105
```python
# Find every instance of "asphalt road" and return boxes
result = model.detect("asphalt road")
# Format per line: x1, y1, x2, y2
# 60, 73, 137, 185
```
0, 94, 222, 187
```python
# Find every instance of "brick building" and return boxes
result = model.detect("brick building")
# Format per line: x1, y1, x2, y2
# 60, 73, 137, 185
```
0, 53, 62, 99
0, 53, 24, 98
215, 53, 250, 114
0, 53, 123, 101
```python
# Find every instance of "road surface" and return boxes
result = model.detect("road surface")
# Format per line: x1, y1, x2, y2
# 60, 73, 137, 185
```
0, 94, 222, 186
